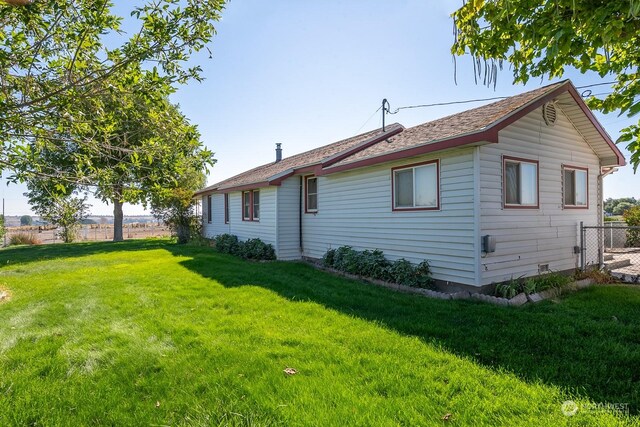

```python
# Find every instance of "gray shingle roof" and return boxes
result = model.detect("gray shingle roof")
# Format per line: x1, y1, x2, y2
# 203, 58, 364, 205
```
197, 80, 622, 194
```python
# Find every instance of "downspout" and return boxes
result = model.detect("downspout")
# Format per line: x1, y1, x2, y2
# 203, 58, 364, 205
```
299, 176, 304, 256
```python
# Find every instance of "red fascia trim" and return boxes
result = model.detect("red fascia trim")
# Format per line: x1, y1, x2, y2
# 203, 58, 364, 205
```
322, 126, 404, 168
562, 164, 589, 209
319, 128, 497, 176
391, 159, 440, 211
215, 181, 271, 194
502, 155, 540, 209
268, 165, 323, 186
565, 85, 626, 167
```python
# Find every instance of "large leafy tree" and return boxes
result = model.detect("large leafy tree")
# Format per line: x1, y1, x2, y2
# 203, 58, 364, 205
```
0, 0, 224, 180
452, 0, 640, 169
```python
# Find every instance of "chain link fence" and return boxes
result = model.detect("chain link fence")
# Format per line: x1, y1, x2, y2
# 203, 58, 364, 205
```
581, 222, 640, 282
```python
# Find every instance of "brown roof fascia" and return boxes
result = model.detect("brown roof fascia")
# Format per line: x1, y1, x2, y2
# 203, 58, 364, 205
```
564, 84, 626, 166
318, 128, 499, 176
211, 180, 273, 194
321, 124, 405, 168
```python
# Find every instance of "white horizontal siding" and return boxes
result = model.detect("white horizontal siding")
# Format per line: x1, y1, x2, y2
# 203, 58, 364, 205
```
276, 178, 301, 260
202, 188, 278, 248
300, 148, 477, 285
479, 105, 600, 285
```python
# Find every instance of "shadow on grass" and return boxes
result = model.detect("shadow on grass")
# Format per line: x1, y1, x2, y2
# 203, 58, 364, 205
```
167, 244, 640, 414
0, 239, 170, 269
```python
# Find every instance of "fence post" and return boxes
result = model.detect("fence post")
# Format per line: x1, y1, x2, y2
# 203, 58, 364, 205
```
580, 221, 585, 271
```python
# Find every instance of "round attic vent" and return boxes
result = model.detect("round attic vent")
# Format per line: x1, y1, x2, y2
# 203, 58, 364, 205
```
542, 102, 557, 126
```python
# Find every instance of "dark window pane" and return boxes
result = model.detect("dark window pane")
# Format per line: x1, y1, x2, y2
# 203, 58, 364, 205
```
564, 169, 575, 205
505, 162, 520, 204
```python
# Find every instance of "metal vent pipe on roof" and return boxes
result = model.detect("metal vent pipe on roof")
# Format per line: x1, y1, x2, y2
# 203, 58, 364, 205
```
275, 143, 282, 163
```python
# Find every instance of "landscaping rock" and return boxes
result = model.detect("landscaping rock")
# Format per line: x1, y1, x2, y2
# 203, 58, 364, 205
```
527, 293, 544, 303
537, 288, 561, 300
417, 289, 452, 300
509, 292, 528, 307
450, 291, 471, 300
471, 293, 510, 306
575, 278, 595, 289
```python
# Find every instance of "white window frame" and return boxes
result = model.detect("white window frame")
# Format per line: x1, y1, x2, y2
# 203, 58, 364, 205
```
392, 160, 440, 211
503, 156, 539, 209
562, 165, 588, 209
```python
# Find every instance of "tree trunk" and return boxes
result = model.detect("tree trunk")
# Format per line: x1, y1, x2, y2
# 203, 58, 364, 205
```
113, 190, 124, 242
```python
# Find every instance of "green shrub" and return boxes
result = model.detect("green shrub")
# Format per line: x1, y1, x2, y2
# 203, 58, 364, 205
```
494, 272, 571, 298
322, 248, 336, 267
213, 234, 275, 261
9, 233, 41, 246
359, 249, 391, 281
495, 278, 521, 299
321, 246, 434, 289
214, 234, 240, 254
623, 206, 640, 247
242, 238, 276, 260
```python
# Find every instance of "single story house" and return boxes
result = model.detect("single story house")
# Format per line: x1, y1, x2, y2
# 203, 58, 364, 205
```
196, 80, 625, 292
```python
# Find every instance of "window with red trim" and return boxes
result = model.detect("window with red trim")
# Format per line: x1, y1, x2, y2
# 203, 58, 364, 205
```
503, 156, 539, 208
392, 160, 439, 210
242, 190, 260, 221
563, 165, 588, 208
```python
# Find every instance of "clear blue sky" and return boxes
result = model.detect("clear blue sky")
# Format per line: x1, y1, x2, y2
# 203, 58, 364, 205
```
2, 0, 638, 216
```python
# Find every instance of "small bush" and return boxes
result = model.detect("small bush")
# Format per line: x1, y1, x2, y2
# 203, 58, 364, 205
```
495, 279, 520, 299
322, 248, 336, 267
623, 206, 640, 247
574, 268, 617, 284
359, 250, 391, 281
214, 234, 241, 254
322, 246, 433, 289
9, 233, 40, 246
494, 272, 571, 298
213, 234, 275, 261
242, 238, 276, 261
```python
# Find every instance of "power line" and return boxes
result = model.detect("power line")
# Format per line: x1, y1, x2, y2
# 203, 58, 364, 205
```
354, 105, 382, 134
575, 81, 618, 89
389, 95, 510, 114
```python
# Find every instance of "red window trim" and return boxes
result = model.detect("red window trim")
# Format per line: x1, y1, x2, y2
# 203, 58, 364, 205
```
502, 155, 540, 209
304, 175, 318, 214
241, 190, 260, 222
391, 159, 440, 212
224, 193, 229, 224
562, 164, 589, 209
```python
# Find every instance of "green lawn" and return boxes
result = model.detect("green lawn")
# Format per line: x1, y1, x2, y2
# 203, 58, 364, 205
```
0, 240, 638, 426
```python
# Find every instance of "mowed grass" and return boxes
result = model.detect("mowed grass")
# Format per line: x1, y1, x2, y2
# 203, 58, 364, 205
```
0, 240, 638, 426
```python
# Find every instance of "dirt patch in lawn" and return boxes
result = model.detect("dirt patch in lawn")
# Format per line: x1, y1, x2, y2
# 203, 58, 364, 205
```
0, 285, 11, 303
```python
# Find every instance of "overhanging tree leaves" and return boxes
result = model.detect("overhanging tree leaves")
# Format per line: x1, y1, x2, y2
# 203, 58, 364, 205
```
452, 0, 640, 170
0, 0, 224, 180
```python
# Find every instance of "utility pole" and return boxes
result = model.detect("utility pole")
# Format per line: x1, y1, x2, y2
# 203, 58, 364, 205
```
382, 99, 389, 131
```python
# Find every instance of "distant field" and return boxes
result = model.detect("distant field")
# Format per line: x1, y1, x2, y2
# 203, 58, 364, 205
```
4, 223, 170, 244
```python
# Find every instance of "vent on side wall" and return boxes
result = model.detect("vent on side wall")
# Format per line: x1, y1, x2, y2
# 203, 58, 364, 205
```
542, 102, 557, 126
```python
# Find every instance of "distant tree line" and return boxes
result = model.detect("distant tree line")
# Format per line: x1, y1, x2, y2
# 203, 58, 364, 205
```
604, 198, 640, 216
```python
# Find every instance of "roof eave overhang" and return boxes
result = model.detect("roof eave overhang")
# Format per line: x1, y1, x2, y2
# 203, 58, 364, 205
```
318, 128, 499, 176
